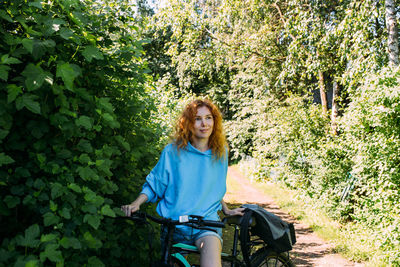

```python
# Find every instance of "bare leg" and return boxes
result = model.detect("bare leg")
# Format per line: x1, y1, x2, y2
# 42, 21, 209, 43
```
195, 235, 222, 267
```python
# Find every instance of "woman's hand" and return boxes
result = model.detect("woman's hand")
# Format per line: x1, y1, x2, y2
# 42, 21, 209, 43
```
224, 207, 245, 216
121, 203, 141, 216
221, 200, 245, 216
121, 193, 148, 216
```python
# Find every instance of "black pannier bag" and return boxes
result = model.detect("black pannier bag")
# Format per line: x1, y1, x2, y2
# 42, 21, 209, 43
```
239, 204, 296, 265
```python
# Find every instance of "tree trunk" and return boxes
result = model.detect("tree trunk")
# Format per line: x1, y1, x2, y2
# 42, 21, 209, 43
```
318, 70, 328, 117
385, 0, 399, 66
331, 80, 339, 135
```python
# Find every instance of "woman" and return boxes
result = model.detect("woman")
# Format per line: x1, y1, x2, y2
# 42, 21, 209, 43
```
121, 99, 244, 267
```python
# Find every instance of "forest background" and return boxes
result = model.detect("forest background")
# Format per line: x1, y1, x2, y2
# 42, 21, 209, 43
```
0, 0, 399, 266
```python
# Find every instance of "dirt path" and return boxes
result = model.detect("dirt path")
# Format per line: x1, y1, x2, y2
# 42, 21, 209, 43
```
225, 167, 364, 267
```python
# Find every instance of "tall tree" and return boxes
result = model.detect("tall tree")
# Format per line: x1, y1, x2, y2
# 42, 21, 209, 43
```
385, 0, 399, 66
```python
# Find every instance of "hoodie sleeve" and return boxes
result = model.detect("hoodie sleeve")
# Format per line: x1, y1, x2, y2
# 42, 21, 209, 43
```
140, 146, 171, 203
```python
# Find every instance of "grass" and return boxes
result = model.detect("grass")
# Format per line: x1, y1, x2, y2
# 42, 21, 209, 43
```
231, 164, 392, 267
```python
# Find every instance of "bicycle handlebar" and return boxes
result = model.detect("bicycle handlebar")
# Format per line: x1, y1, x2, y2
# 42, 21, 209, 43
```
121, 211, 225, 229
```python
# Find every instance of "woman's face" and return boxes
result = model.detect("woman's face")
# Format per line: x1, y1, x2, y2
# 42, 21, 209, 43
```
192, 106, 214, 142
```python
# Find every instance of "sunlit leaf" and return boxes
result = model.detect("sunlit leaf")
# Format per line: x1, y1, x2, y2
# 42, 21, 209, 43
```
82, 46, 104, 62
56, 62, 81, 90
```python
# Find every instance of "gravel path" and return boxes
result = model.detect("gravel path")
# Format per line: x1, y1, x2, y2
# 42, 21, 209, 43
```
224, 167, 365, 267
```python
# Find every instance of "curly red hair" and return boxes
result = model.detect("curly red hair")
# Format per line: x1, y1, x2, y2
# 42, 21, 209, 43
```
174, 99, 227, 159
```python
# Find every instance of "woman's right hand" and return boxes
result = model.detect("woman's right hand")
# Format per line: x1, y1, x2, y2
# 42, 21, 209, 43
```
121, 193, 148, 216
121, 202, 140, 216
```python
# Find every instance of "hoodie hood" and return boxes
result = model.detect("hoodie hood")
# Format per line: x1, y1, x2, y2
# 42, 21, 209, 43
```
187, 142, 212, 156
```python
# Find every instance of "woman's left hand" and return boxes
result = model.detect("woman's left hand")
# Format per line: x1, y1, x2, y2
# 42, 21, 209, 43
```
224, 207, 245, 216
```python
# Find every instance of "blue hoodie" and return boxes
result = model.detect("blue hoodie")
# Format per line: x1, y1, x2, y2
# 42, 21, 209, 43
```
141, 143, 227, 221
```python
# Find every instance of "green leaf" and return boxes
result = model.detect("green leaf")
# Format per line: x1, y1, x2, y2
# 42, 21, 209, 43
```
49, 200, 57, 212
83, 189, 104, 206
103, 113, 120, 128
88, 256, 105, 267
4, 195, 19, 208
68, 183, 82, 193
28, 1, 43, 9
22, 38, 34, 53
82, 46, 104, 62
0, 10, 13, 22
0, 65, 11, 81
51, 182, 64, 199
0, 152, 15, 166
78, 153, 91, 164
1, 54, 22, 65
0, 129, 9, 140
7, 84, 22, 103
59, 28, 74, 40
102, 113, 114, 122
77, 139, 93, 153
43, 212, 60, 226
23, 195, 36, 205
100, 205, 116, 217
10, 185, 24, 195
33, 179, 45, 190
23, 224, 41, 248
81, 203, 97, 214
96, 159, 112, 176
75, 116, 93, 130
40, 244, 63, 263
77, 166, 98, 181
83, 231, 102, 249
25, 260, 39, 267
84, 214, 101, 229
59, 237, 81, 249
24, 96, 41, 114
59, 207, 71, 219
115, 135, 130, 151
21, 64, 48, 91
37, 153, 46, 164
32, 39, 55, 59
56, 62, 81, 91
97, 97, 113, 113
15, 94, 41, 114
41, 234, 58, 243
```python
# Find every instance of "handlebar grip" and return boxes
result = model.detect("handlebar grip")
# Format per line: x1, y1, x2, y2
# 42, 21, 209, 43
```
202, 220, 225, 228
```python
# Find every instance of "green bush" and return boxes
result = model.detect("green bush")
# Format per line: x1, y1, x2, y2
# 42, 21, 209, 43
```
0, 0, 161, 266
340, 67, 400, 264
251, 95, 329, 190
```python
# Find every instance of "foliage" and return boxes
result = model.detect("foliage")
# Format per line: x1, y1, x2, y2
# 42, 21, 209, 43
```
0, 0, 162, 266
246, 69, 400, 265
340, 67, 400, 264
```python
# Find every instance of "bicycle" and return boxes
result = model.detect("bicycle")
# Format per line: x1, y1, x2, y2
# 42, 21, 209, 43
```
119, 211, 295, 267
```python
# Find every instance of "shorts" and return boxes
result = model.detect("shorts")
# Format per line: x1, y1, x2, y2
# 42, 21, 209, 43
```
160, 225, 223, 252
